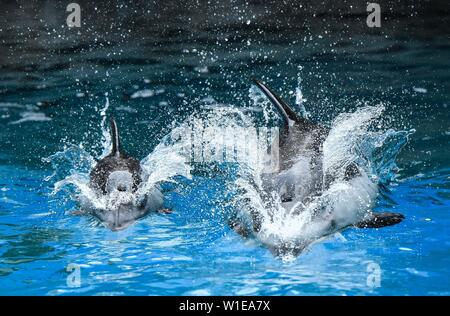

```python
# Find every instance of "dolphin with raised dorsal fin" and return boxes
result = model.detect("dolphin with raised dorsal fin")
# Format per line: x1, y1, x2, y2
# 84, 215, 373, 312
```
90, 118, 142, 195
88, 118, 170, 231
229, 79, 405, 255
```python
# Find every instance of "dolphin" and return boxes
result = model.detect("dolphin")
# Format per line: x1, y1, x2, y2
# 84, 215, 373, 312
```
87, 118, 170, 231
229, 79, 404, 255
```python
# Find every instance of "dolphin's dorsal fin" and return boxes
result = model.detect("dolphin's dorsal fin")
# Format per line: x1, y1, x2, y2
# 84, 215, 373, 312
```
110, 117, 121, 157
252, 79, 313, 130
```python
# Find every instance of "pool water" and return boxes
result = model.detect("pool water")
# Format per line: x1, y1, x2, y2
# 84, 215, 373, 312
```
0, 1, 449, 295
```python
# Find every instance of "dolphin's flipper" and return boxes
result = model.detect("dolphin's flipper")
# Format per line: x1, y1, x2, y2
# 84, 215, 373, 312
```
110, 117, 121, 157
252, 79, 314, 130
355, 212, 405, 228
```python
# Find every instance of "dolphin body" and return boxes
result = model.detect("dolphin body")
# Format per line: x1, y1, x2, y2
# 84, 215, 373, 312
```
229, 79, 404, 256
88, 118, 166, 230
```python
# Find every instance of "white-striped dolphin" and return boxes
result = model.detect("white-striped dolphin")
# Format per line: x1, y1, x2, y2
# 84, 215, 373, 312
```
229, 79, 404, 256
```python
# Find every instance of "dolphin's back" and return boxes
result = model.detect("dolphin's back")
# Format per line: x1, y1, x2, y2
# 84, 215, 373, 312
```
252, 79, 328, 170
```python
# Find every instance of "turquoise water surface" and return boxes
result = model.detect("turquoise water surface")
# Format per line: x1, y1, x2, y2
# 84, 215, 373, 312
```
0, 1, 449, 295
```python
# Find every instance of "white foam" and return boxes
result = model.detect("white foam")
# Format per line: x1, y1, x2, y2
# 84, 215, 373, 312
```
1, 101, 38, 109
99, 97, 111, 158
413, 87, 427, 93
115, 105, 137, 113
130, 89, 154, 99
9, 112, 51, 124
194, 65, 209, 74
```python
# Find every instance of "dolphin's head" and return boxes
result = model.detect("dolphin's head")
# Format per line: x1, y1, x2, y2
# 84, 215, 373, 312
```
91, 170, 146, 231
106, 170, 134, 194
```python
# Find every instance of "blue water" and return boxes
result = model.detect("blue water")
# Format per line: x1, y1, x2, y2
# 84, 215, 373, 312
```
1, 1, 449, 295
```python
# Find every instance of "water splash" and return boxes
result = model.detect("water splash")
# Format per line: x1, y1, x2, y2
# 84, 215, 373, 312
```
295, 67, 310, 119
165, 92, 412, 258
99, 95, 111, 158
45, 89, 411, 254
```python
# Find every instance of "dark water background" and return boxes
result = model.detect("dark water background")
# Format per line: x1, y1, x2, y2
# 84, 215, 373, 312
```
0, 0, 449, 295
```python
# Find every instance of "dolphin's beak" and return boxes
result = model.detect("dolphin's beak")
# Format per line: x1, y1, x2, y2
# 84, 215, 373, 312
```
113, 210, 133, 231
92, 192, 143, 231
99, 208, 136, 231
